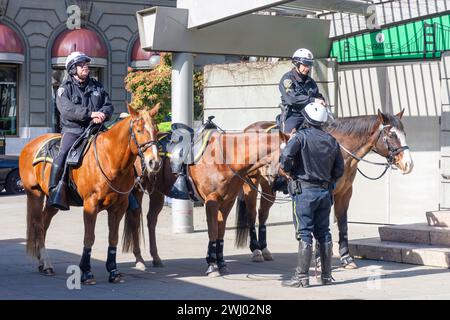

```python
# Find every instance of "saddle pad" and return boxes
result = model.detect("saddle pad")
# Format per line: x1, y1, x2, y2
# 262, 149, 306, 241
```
32, 136, 94, 166
32, 136, 61, 166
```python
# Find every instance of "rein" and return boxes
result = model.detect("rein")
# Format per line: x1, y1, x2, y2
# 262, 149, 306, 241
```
339, 124, 409, 181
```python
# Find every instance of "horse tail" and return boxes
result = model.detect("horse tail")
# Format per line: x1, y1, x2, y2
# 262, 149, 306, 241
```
26, 191, 44, 258
235, 190, 250, 248
122, 202, 143, 253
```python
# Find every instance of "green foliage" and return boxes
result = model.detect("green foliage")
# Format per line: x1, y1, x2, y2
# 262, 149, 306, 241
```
125, 53, 204, 123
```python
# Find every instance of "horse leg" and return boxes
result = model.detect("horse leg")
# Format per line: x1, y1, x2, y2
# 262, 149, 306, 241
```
38, 205, 59, 275
25, 189, 55, 275
147, 191, 165, 267
106, 200, 127, 283
258, 178, 275, 261
79, 207, 98, 285
205, 193, 221, 277
334, 188, 358, 269
242, 180, 264, 263
216, 200, 235, 275
122, 189, 146, 270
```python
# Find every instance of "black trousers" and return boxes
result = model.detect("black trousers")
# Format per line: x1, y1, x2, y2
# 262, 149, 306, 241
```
53, 132, 81, 167
282, 113, 305, 134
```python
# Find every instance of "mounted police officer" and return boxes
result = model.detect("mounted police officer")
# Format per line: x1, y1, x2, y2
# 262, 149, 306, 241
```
278, 48, 326, 133
48, 51, 113, 210
280, 102, 344, 288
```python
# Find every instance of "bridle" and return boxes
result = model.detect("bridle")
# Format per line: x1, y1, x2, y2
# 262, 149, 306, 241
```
93, 117, 161, 194
340, 123, 409, 180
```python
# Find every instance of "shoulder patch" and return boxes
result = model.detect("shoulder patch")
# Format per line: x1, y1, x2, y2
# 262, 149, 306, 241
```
57, 87, 65, 97
283, 79, 293, 89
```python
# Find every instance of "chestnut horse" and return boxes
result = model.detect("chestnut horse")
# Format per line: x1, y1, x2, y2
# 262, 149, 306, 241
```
235, 110, 413, 268
123, 129, 288, 276
19, 104, 161, 284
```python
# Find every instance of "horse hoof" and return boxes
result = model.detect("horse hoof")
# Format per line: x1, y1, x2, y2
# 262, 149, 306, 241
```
135, 261, 146, 271
251, 249, 264, 262
81, 271, 96, 285
152, 259, 164, 268
262, 248, 274, 261
341, 255, 358, 269
205, 264, 220, 277
343, 262, 358, 269
39, 266, 55, 276
109, 270, 125, 283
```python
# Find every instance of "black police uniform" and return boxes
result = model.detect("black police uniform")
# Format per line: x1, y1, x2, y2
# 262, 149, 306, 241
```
278, 69, 324, 133
280, 124, 344, 287
47, 75, 113, 210
54, 76, 113, 168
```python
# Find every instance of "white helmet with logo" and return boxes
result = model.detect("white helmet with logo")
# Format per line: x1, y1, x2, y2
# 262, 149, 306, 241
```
292, 48, 314, 67
301, 102, 328, 126
65, 51, 91, 72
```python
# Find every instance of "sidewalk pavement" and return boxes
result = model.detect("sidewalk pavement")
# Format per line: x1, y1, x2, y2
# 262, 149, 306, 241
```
0, 194, 449, 300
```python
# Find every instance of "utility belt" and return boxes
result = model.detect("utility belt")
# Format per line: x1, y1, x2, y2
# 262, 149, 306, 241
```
288, 179, 331, 196
300, 180, 331, 190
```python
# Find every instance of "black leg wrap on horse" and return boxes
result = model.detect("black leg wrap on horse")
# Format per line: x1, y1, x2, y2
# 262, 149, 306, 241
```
79, 247, 92, 273
258, 225, 267, 250
249, 226, 260, 252
106, 246, 117, 272
216, 239, 226, 268
206, 241, 217, 264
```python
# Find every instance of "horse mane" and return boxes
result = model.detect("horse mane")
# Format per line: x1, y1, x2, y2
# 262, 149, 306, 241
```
326, 113, 404, 139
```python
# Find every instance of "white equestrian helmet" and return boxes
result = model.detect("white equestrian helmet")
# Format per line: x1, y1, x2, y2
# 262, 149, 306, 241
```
292, 48, 314, 67
65, 51, 91, 71
302, 102, 328, 126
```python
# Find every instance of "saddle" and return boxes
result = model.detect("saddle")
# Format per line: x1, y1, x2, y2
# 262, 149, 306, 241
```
163, 116, 219, 202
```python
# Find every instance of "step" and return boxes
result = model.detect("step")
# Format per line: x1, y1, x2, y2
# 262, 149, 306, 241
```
426, 210, 450, 227
379, 223, 450, 246
349, 238, 450, 268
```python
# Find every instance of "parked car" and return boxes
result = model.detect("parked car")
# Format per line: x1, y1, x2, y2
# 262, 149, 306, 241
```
0, 155, 24, 194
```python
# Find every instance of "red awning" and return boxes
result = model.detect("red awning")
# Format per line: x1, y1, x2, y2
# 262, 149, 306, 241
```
130, 38, 159, 69
52, 28, 107, 67
0, 23, 24, 63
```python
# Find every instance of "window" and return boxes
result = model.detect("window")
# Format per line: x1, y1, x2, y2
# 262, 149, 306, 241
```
0, 65, 18, 136
51, 67, 102, 133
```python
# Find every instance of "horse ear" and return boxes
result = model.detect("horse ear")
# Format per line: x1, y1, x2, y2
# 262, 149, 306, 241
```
395, 108, 405, 120
149, 102, 161, 118
127, 103, 139, 118
377, 109, 388, 124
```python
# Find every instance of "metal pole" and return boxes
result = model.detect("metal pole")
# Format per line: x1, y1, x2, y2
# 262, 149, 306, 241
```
171, 52, 194, 233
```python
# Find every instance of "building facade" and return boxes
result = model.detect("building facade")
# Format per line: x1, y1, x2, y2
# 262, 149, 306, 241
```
0, 0, 176, 155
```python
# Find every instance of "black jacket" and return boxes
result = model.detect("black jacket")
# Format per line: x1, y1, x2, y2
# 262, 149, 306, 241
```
56, 76, 113, 134
279, 69, 324, 113
280, 126, 344, 184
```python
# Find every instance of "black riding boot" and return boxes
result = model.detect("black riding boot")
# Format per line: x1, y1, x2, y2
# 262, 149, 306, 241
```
168, 174, 190, 200
47, 163, 69, 211
282, 240, 312, 288
319, 241, 333, 285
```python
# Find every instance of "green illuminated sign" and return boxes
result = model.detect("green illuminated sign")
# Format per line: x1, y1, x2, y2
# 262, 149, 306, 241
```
330, 14, 450, 63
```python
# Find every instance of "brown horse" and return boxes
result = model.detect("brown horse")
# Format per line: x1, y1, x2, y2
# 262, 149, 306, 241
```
235, 110, 414, 267
19, 104, 161, 284
123, 129, 288, 276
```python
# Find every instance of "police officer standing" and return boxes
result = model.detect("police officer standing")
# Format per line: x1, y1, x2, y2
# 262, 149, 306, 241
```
280, 102, 344, 288
48, 51, 113, 210
279, 48, 326, 133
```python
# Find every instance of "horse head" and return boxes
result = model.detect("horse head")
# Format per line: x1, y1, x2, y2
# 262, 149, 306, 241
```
373, 109, 413, 174
128, 103, 162, 174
